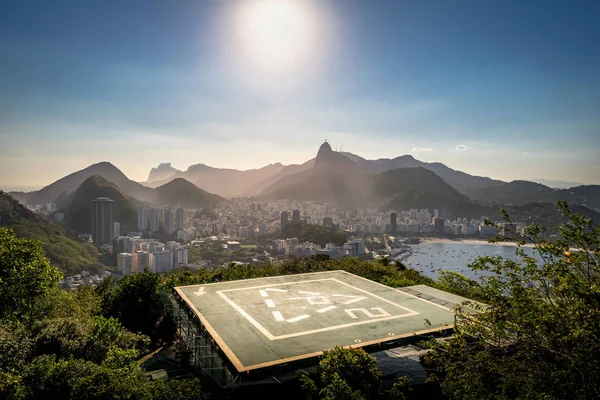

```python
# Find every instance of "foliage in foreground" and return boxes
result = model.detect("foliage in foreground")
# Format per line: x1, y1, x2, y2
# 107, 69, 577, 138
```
423, 202, 600, 399
300, 346, 413, 400
0, 228, 201, 400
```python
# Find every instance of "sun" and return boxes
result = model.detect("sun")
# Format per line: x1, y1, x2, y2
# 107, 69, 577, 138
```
236, 0, 317, 73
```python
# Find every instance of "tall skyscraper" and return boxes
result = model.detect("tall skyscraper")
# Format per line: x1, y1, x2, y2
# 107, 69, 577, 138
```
92, 198, 113, 247
292, 209, 300, 225
175, 207, 185, 230
149, 208, 159, 232
390, 213, 397, 235
164, 208, 174, 234
113, 221, 120, 238
280, 211, 290, 232
137, 208, 147, 231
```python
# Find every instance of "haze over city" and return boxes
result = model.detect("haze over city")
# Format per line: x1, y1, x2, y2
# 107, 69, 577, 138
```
1, 0, 600, 191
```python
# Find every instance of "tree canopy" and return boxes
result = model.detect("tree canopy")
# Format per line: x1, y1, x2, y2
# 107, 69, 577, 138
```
424, 202, 600, 399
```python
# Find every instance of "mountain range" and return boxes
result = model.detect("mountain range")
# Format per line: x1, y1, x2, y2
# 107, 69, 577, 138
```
10, 164, 223, 211
7, 142, 600, 216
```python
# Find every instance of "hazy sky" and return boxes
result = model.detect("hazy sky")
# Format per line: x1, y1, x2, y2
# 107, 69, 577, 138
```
1, 0, 599, 191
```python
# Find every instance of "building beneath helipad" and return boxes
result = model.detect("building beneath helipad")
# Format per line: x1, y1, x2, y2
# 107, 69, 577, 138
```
171, 271, 478, 387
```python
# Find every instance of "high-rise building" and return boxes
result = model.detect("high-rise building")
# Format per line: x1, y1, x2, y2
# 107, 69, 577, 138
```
323, 217, 333, 227
166, 241, 180, 254
92, 198, 113, 247
390, 213, 397, 235
175, 207, 185, 230
280, 211, 290, 232
164, 208, 174, 235
134, 250, 149, 272
138, 208, 147, 231
176, 247, 188, 265
433, 217, 445, 234
433, 209, 439, 218
150, 251, 173, 273
149, 208, 159, 232
113, 221, 120, 238
177, 230, 189, 243
112, 236, 134, 255
292, 209, 300, 225
117, 253, 134, 275
258, 223, 266, 236
148, 241, 165, 253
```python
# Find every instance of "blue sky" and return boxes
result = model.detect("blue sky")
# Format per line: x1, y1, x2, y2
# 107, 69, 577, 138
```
1, 0, 599, 190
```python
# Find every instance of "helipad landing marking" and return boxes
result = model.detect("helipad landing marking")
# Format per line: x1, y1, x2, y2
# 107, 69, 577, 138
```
265, 299, 276, 308
259, 290, 268, 297
345, 307, 391, 319
272, 311, 284, 321
287, 314, 310, 323
215, 277, 421, 340
317, 305, 337, 313
332, 294, 367, 305
193, 287, 206, 296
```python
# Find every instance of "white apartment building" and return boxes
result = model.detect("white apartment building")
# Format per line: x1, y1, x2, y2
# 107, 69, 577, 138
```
150, 250, 173, 273
117, 253, 135, 275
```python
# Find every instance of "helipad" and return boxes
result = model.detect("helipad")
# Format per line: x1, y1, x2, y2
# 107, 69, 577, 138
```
175, 271, 469, 372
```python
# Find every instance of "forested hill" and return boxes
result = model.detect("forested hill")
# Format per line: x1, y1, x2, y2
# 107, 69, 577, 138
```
0, 191, 105, 274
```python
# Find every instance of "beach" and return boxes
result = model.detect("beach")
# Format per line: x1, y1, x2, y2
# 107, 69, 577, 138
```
420, 237, 536, 248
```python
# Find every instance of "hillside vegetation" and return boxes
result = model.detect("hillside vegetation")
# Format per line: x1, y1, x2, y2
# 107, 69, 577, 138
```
0, 192, 105, 274
61, 175, 138, 234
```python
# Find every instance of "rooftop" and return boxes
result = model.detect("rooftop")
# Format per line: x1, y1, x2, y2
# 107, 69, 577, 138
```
175, 271, 476, 373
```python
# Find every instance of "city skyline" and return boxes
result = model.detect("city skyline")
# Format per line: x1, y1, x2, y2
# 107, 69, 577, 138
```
1, 0, 600, 191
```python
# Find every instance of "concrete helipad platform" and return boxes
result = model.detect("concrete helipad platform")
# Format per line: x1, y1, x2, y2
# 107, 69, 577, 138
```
175, 271, 466, 372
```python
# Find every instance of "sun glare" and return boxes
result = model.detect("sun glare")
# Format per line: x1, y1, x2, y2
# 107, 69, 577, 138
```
236, 0, 317, 74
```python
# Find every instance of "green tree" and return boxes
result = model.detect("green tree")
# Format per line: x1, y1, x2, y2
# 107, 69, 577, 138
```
148, 378, 203, 400
0, 228, 62, 321
98, 271, 175, 346
22, 355, 150, 400
423, 202, 600, 399
302, 346, 382, 400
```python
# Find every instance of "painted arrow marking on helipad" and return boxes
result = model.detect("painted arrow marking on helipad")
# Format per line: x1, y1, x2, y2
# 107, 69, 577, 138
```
194, 287, 206, 296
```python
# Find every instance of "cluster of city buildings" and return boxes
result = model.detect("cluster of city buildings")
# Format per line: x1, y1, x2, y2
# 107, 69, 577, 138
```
272, 238, 367, 259
178, 200, 525, 243
137, 206, 186, 235
114, 236, 189, 275
86, 198, 192, 274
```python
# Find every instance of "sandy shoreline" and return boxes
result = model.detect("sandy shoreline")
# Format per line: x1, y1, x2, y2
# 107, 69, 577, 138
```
420, 238, 536, 248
